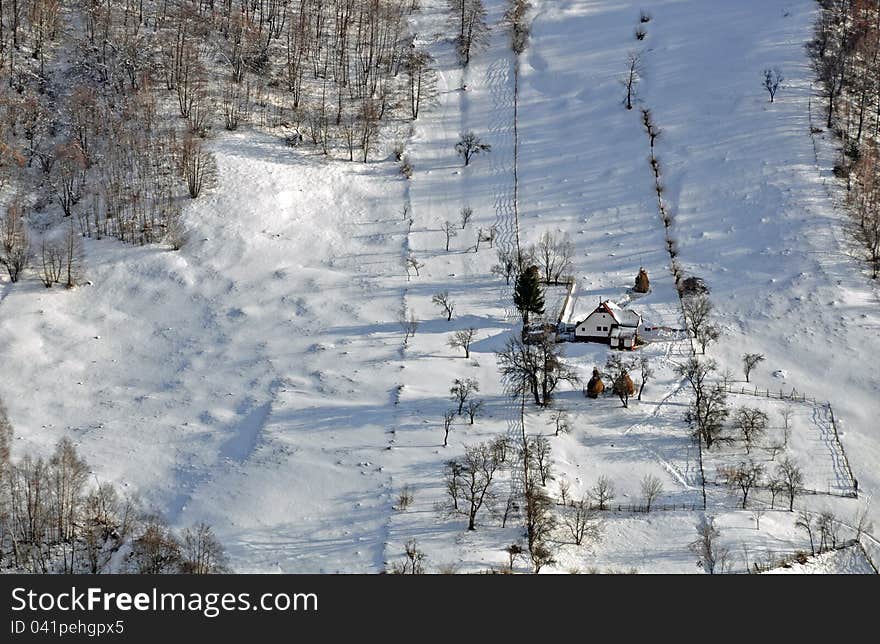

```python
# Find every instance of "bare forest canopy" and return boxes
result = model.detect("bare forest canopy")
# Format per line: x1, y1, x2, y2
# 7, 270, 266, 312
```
0, 0, 448, 256
810, 0, 880, 279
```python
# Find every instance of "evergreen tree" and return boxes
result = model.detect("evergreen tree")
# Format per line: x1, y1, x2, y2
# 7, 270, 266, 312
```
513, 266, 545, 325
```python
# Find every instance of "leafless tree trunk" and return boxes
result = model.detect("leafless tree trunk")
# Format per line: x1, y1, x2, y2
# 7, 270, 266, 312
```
623, 51, 642, 110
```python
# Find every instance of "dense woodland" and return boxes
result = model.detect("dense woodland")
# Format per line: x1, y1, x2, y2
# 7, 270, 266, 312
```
0, 400, 229, 573
0, 0, 455, 264
810, 0, 880, 278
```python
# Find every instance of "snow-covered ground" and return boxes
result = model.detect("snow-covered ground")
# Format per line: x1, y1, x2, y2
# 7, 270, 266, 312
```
763, 544, 877, 574
1, 0, 877, 573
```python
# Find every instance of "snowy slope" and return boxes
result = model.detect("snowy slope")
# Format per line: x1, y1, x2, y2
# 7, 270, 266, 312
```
1, 0, 877, 573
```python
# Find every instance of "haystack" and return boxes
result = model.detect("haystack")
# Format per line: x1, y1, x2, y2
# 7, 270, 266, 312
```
614, 372, 635, 397
586, 368, 605, 398
634, 267, 650, 293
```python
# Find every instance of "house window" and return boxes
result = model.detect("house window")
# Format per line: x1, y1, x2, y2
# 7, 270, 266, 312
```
602, 326, 608, 331
596, 326, 602, 332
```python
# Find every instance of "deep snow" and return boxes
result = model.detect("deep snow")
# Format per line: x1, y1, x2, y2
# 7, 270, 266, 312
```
1, 0, 877, 573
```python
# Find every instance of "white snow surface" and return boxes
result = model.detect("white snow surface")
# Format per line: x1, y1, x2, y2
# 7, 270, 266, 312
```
1, 0, 878, 573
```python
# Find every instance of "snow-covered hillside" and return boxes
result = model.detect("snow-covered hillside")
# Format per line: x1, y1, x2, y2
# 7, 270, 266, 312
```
1, 0, 877, 573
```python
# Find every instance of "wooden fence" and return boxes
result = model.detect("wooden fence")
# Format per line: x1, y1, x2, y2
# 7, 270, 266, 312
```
741, 539, 867, 574
589, 503, 700, 514
722, 383, 816, 404
827, 403, 858, 497
721, 386, 858, 498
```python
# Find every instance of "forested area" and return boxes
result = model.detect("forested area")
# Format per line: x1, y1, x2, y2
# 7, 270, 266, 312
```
0, 0, 443, 265
0, 400, 229, 573
810, 0, 880, 278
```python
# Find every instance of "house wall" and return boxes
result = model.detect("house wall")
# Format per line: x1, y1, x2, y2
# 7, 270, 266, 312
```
575, 311, 614, 339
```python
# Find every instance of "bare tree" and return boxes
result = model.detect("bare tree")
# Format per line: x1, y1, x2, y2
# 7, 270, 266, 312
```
465, 399, 484, 425
776, 457, 804, 512
450, 377, 479, 415
690, 516, 730, 574
606, 354, 635, 408
403, 48, 438, 120
768, 476, 784, 509
452, 0, 489, 66
179, 133, 216, 199
682, 294, 715, 354
444, 460, 463, 511
695, 324, 721, 354
51, 141, 87, 217
131, 515, 182, 574
550, 410, 570, 437
733, 407, 768, 454
448, 442, 502, 530
522, 473, 557, 572
640, 474, 664, 512
460, 206, 473, 230
442, 221, 458, 251
0, 199, 30, 282
637, 356, 653, 401
726, 461, 764, 509
180, 523, 229, 574
49, 438, 88, 545
795, 511, 816, 555
767, 440, 784, 461
399, 307, 419, 345
676, 358, 729, 450
449, 327, 477, 358
564, 497, 601, 546
491, 436, 512, 464
762, 68, 783, 103
442, 410, 456, 447
0, 397, 12, 468
529, 436, 552, 486
395, 485, 414, 511
222, 80, 249, 131
432, 291, 455, 321
38, 235, 63, 288
391, 539, 426, 574
742, 353, 765, 383
853, 502, 874, 542
491, 247, 519, 285
622, 50, 643, 110
558, 480, 570, 505
534, 231, 575, 284
752, 507, 766, 531
497, 333, 578, 408
405, 254, 425, 281
455, 131, 491, 166
62, 220, 84, 288
359, 99, 380, 163
817, 510, 840, 552
589, 475, 615, 511
504, 0, 532, 54
780, 406, 794, 448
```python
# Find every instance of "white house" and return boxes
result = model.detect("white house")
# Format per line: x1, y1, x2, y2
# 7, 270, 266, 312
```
574, 300, 642, 349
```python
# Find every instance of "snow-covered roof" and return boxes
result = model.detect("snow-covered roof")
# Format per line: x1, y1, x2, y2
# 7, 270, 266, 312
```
610, 326, 638, 339
602, 301, 642, 327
